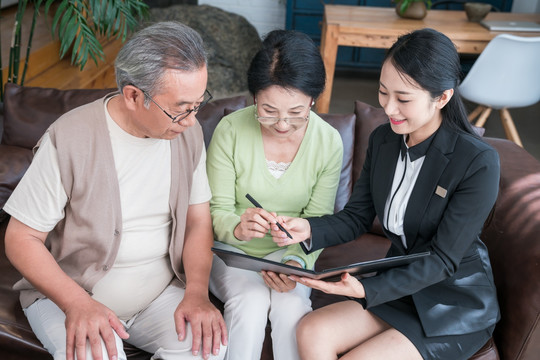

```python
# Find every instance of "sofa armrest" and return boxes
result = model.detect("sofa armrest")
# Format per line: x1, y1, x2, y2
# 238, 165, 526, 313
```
0, 145, 33, 221
0, 220, 52, 360
0, 102, 4, 142
1, 84, 114, 149
482, 137, 540, 360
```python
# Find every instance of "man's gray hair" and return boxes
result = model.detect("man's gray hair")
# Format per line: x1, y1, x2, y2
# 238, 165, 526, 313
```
115, 21, 207, 101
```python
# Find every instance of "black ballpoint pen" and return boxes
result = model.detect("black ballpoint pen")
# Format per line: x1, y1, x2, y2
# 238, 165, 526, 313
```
245, 193, 293, 239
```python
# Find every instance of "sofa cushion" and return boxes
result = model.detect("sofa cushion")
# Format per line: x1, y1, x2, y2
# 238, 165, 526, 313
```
353, 101, 389, 183
1, 82, 247, 151
0, 145, 33, 221
197, 96, 248, 148
0, 86, 246, 222
319, 112, 356, 213
2, 83, 114, 149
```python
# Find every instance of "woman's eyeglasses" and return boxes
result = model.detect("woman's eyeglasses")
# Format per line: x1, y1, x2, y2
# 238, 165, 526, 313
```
254, 103, 309, 126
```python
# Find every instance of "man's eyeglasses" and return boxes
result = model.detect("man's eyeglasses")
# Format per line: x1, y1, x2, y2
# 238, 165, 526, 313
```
142, 89, 213, 123
254, 103, 309, 126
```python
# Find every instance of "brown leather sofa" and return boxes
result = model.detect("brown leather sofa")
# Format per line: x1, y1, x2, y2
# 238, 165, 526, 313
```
1, 83, 539, 360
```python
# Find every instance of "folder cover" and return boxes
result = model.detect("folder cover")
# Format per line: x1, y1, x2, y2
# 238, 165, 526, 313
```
212, 247, 430, 280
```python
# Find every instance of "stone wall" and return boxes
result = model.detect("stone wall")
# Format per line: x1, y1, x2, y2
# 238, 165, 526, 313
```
147, 4, 262, 98
199, 0, 286, 38
145, 0, 197, 7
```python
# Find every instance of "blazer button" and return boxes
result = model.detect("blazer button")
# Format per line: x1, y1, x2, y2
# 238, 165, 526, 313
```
103, 265, 110, 271
114, 230, 120, 236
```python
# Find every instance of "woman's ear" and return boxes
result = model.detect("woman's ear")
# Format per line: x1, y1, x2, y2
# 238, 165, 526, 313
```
437, 89, 454, 109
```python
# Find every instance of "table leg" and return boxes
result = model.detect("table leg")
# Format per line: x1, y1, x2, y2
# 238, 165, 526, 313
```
316, 20, 339, 114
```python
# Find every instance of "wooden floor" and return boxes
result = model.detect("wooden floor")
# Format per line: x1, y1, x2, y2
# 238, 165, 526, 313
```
1, 3, 121, 90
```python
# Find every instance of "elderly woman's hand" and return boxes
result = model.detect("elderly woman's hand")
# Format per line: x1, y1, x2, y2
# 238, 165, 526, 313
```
261, 260, 302, 292
234, 207, 279, 241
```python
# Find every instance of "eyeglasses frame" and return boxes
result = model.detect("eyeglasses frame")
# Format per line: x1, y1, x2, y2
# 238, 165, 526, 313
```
254, 102, 311, 126
141, 88, 213, 124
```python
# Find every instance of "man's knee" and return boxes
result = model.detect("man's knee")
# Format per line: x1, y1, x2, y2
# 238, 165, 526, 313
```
151, 343, 227, 360
71, 336, 126, 360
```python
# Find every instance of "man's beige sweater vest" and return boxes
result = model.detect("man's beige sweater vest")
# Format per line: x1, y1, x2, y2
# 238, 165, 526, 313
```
15, 94, 204, 308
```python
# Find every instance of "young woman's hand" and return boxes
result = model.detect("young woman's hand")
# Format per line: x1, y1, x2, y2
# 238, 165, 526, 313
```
270, 216, 311, 247
289, 272, 366, 299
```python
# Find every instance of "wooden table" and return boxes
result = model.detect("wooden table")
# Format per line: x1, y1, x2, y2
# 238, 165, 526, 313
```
317, 5, 540, 113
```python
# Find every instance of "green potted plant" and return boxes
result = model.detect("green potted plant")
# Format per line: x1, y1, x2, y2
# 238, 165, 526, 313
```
0, 0, 148, 100
394, 0, 432, 19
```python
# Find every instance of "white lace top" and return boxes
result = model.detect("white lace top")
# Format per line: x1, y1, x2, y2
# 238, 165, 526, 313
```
266, 159, 291, 179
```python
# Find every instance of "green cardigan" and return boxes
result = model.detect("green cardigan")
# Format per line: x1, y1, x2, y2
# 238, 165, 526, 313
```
206, 105, 343, 269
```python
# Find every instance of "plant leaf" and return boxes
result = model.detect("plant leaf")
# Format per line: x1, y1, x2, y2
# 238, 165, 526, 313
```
47, 0, 148, 69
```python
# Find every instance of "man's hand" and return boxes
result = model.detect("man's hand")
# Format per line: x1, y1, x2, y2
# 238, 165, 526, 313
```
174, 293, 228, 360
261, 260, 302, 292
64, 296, 129, 360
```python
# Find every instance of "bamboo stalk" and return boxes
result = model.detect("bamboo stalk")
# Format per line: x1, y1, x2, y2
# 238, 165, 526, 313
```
8, 0, 29, 84
22, 0, 43, 84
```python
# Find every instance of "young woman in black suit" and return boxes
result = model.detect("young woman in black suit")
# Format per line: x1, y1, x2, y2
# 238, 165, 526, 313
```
269, 28, 500, 359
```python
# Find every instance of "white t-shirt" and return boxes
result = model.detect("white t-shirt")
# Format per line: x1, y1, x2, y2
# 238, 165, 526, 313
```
4, 98, 211, 319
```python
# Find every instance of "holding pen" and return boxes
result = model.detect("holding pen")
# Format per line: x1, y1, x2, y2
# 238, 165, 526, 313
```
245, 193, 293, 239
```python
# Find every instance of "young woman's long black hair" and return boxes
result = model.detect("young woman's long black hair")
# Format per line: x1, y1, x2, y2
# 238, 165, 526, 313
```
384, 28, 477, 136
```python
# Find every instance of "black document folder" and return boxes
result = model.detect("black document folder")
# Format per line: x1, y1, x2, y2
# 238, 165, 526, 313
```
212, 247, 430, 280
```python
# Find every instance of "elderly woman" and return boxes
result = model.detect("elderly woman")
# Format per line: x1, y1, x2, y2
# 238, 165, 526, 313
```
206, 30, 343, 360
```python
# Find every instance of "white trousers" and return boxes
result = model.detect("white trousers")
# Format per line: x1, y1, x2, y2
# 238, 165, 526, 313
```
209, 242, 312, 360
24, 279, 226, 360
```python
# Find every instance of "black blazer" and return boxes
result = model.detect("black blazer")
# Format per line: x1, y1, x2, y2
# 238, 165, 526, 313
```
307, 123, 500, 337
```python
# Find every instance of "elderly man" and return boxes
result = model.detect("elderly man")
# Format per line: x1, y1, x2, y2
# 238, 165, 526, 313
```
4, 22, 227, 360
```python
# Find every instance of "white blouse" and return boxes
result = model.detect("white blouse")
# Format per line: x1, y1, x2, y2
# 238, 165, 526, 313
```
383, 135, 429, 249
266, 159, 291, 179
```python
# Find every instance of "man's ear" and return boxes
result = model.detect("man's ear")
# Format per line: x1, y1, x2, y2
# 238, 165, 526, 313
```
121, 85, 144, 111
437, 89, 454, 109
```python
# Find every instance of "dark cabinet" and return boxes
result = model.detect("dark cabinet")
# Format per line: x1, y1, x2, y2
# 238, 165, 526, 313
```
286, 0, 515, 70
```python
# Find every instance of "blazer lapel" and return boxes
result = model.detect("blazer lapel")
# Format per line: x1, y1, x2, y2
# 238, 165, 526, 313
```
372, 131, 401, 220
371, 130, 409, 252
403, 126, 457, 249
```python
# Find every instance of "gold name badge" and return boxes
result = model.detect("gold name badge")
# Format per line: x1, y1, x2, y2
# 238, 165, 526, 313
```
435, 185, 447, 198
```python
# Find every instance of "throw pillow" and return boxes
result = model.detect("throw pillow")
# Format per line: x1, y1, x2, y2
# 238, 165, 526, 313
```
319, 112, 356, 213
197, 95, 247, 148
353, 101, 389, 183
